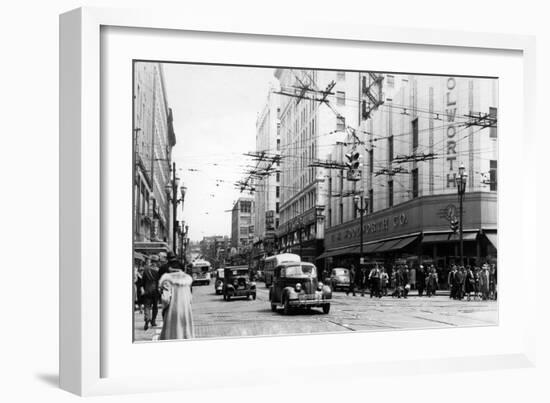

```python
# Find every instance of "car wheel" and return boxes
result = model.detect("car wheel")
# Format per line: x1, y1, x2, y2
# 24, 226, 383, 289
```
283, 297, 290, 315
252, 293, 256, 300
270, 303, 277, 312
322, 303, 330, 314
226, 293, 231, 301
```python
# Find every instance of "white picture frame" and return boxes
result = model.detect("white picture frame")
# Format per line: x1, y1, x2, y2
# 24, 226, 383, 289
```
60, 7, 537, 396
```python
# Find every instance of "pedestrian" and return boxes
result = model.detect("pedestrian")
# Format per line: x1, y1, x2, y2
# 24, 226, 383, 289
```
456, 266, 465, 300
426, 266, 438, 297
134, 260, 145, 314
395, 266, 408, 298
141, 255, 161, 330
359, 266, 368, 297
464, 266, 475, 301
479, 264, 490, 300
380, 268, 389, 296
409, 266, 416, 291
158, 259, 195, 340
368, 265, 381, 298
448, 265, 458, 299
473, 266, 481, 300
346, 264, 356, 296
416, 265, 426, 297
489, 264, 497, 300
390, 268, 398, 298
403, 266, 410, 298
159, 251, 187, 316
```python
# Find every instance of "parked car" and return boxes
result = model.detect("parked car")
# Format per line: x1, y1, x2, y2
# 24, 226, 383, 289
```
222, 266, 256, 300
269, 262, 331, 314
214, 268, 224, 295
329, 268, 350, 291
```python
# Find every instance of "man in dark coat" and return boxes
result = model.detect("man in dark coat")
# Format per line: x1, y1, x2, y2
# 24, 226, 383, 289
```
141, 255, 161, 329
448, 265, 458, 299
346, 264, 357, 296
416, 265, 426, 297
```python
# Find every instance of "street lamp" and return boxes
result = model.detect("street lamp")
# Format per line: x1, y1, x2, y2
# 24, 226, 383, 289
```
353, 193, 368, 267
164, 162, 186, 255
455, 162, 468, 266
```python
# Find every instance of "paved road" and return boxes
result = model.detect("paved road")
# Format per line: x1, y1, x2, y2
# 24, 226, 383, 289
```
134, 282, 498, 342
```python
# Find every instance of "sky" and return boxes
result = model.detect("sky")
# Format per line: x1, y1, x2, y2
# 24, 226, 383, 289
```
163, 63, 276, 242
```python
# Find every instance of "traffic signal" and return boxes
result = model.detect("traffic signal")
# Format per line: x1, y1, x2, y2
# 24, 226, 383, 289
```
450, 217, 459, 233
345, 150, 361, 181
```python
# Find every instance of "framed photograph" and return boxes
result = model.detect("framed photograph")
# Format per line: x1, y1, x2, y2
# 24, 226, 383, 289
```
60, 7, 536, 396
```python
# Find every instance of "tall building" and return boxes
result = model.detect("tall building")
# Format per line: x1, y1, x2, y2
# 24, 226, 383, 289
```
274, 69, 360, 262
321, 73, 498, 270
133, 62, 177, 254
230, 197, 255, 250
252, 89, 281, 259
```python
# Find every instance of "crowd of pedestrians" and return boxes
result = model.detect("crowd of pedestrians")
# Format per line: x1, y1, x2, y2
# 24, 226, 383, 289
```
134, 251, 195, 340
340, 261, 497, 301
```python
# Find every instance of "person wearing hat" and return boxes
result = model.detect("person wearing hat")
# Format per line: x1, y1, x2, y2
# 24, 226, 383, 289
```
479, 264, 490, 300
141, 255, 161, 330
158, 251, 186, 318
416, 265, 426, 297
158, 257, 195, 340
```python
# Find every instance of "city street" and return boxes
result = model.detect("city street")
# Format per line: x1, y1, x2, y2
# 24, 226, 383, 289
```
134, 282, 498, 342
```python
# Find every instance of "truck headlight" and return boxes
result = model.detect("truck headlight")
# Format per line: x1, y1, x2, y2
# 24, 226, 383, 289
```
317, 282, 324, 291
295, 283, 302, 292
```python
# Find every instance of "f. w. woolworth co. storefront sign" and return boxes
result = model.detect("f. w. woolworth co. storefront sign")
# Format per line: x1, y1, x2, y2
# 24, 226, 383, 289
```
325, 192, 496, 250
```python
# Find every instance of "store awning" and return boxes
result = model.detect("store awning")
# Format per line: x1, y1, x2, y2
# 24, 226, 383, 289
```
448, 232, 478, 242
423, 232, 478, 243
422, 233, 452, 243
374, 238, 404, 253
485, 233, 498, 249
316, 246, 358, 260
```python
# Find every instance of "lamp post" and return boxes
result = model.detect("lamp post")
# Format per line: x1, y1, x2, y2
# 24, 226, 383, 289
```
455, 163, 468, 266
353, 194, 368, 267
164, 162, 185, 255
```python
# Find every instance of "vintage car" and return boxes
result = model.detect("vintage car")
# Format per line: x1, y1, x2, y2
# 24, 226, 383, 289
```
329, 267, 350, 291
269, 262, 331, 314
214, 268, 224, 295
222, 266, 256, 300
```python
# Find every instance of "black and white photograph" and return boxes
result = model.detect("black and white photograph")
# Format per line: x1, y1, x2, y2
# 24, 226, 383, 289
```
132, 61, 499, 342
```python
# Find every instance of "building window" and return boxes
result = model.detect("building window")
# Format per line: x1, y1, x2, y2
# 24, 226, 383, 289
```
412, 168, 419, 198
489, 107, 498, 138
339, 202, 344, 224
275, 218, 279, 229
388, 135, 394, 162
336, 91, 346, 106
337, 71, 346, 81
490, 160, 497, 191
386, 75, 394, 87
336, 116, 346, 131
388, 180, 394, 207
276, 186, 280, 198
412, 118, 419, 149
369, 189, 374, 213
276, 202, 280, 214
276, 138, 281, 150
276, 172, 280, 182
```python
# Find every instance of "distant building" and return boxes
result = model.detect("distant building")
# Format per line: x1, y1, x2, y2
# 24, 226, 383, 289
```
274, 69, 360, 262
133, 62, 176, 254
231, 197, 255, 251
199, 235, 230, 267
252, 89, 281, 259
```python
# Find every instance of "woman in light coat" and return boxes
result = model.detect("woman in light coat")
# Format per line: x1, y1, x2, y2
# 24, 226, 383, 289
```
158, 265, 195, 340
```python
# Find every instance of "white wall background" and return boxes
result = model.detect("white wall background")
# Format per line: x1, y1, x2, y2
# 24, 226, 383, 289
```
0, 0, 547, 401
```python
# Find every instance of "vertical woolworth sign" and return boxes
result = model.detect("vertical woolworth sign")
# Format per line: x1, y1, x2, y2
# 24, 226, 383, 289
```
445, 77, 458, 189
